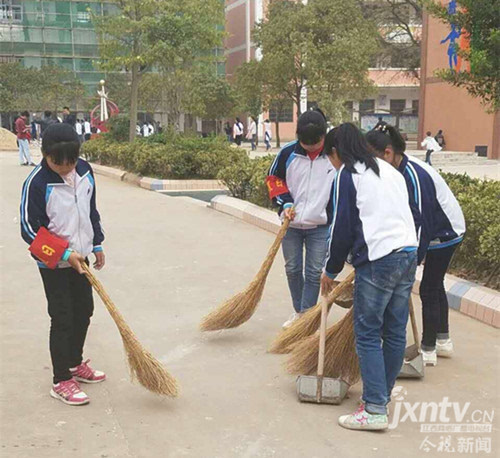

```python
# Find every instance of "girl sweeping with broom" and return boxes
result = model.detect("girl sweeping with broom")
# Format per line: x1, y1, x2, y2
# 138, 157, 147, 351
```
366, 125, 465, 367
20, 123, 106, 406
321, 123, 418, 431
266, 109, 336, 329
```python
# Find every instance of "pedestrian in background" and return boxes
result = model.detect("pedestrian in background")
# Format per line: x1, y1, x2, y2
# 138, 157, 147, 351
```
264, 119, 272, 151
246, 116, 257, 151
233, 117, 243, 146
435, 129, 446, 150
75, 119, 84, 143
15, 111, 34, 166
83, 118, 91, 141
224, 122, 232, 142
62, 107, 76, 128
421, 131, 442, 165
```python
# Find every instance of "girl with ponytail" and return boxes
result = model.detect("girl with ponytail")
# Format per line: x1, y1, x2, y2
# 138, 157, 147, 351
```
366, 125, 466, 367
321, 123, 418, 431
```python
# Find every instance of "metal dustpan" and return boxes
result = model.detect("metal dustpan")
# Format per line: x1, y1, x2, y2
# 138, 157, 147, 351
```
398, 297, 424, 379
297, 295, 350, 404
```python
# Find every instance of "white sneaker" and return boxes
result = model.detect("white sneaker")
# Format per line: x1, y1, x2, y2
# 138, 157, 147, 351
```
436, 339, 454, 358
282, 312, 303, 329
422, 349, 437, 366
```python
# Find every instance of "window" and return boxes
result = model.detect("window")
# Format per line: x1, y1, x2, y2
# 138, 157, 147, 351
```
359, 99, 375, 113
412, 100, 419, 115
269, 100, 293, 123
390, 99, 406, 114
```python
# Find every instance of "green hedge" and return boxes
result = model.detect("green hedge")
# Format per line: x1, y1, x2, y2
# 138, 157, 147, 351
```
219, 160, 500, 289
81, 133, 247, 180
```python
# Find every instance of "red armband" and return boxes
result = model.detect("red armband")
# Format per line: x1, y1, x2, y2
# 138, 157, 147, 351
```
29, 227, 69, 269
266, 175, 290, 199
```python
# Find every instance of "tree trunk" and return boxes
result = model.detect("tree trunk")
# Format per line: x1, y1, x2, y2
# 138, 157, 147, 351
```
129, 63, 140, 142
296, 86, 302, 119
275, 120, 280, 148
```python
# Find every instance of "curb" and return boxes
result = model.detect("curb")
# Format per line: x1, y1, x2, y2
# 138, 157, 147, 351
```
91, 163, 227, 192
209, 195, 500, 329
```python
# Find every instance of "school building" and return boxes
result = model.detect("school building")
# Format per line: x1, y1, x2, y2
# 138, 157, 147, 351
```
224, 0, 421, 142
418, 5, 499, 159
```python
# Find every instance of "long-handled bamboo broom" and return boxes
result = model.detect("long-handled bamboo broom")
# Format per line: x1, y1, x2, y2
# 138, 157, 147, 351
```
200, 218, 291, 331
268, 270, 355, 354
81, 263, 179, 397
287, 307, 360, 386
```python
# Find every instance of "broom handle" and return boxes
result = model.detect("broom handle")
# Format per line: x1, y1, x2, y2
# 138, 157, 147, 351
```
325, 270, 355, 306
258, 217, 291, 274
408, 296, 420, 351
80, 262, 132, 334
317, 295, 328, 378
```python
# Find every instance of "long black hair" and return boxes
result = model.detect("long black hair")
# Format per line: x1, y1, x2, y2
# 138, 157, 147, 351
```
324, 123, 380, 176
365, 124, 406, 155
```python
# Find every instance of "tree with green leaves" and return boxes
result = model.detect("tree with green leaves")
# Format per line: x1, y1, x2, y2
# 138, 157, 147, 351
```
253, 0, 379, 123
183, 69, 238, 133
92, 0, 224, 141
234, 60, 263, 120
422, 0, 500, 111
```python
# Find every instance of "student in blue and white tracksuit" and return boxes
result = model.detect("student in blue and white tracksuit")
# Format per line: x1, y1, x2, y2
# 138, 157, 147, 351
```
366, 126, 466, 366
321, 123, 418, 431
266, 110, 336, 329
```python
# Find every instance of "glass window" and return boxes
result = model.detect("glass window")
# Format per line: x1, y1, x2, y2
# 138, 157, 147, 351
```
43, 57, 74, 71
11, 26, 43, 43
23, 56, 42, 68
43, 28, 71, 43
412, 100, 419, 115
359, 99, 375, 113
103, 3, 120, 16
74, 44, 98, 57
73, 29, 97, 45
269, 100, 293, 123
390, 99, 406, 114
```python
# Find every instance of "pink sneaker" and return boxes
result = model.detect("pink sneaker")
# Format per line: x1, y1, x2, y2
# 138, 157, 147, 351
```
70, 359, 106, 384
50, 378, 89, 406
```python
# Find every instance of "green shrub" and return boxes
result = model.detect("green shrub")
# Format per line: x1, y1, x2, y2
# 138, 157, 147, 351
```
81, 134, 247, 180
442, 173, 500, 289
106, 115, 130, 142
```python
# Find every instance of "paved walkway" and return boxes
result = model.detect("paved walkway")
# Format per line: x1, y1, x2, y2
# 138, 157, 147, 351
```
0, 151, 498, 457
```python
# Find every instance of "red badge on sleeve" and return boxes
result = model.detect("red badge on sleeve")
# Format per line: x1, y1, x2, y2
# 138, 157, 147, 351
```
29, 227, 69, 269
266, 176, 290, 199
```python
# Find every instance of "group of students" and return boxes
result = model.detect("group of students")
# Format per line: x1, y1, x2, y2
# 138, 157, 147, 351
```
20, 114, 465, 433
267, 110, 465, 431
136, 122, 156, 138
225, 117, 273, 151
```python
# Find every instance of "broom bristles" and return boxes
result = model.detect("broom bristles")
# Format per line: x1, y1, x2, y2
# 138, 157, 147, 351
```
286, 308, 360, 385
268, 272, 355, 354
200, 219, 290, 332
82, 264, 179, 397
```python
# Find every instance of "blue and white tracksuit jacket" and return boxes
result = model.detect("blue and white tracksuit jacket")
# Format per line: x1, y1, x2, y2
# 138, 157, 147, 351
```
324, 159, 418, 278
20, 158, 104, 268
398, 155, 465, 262
266, 141, 336, 229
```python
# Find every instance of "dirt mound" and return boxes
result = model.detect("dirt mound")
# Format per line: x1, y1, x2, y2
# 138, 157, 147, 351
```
0, 128, 18, 151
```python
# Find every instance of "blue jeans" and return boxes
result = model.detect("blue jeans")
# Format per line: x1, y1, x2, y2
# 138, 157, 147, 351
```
281, 225, 329, 313
18, 139, 31, 164
353, 250, 417, 415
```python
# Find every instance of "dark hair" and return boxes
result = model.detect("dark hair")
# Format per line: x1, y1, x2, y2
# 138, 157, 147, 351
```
44, 110, 52, 117
365, 124, 406, 155
63, 106, 70, 111
236, 117, 241, 123
437, 129, 443, 134
41, 123, 80, 165
21, 111, 29, 117
426, 131, 431, 136
296, 110, 327, 145
324, 123, 380, 176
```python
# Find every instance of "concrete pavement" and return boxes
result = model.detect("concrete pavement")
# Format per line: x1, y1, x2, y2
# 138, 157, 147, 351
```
1, 152, 498, 457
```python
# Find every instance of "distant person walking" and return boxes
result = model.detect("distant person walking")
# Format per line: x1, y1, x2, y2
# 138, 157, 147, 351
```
264, 119, 272, 151
421, 131, 442, 165
35, 111, 57, 139
83, 119, 91, 141
142, 122, 150, 137
246, 116, 257, 151
31, 117, 38, 141
435, 129, 446, 150
75, 119, 84, 143
15, 111, 34, 166
233, 118, 243, 146
373, 116, 387, 131
62, 107, 76, 128
224, 122, 232, 142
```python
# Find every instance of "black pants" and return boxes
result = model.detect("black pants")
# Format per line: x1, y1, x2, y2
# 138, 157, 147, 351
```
235, 135, 243, 146
420, 244, 458, 350
425, 149, 433, 165
39, 266, 94, 384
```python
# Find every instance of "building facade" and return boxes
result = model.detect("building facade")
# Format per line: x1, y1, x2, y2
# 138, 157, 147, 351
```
0, 1, 119, 94
418, 4, 499, 159
224, 0, 421, 142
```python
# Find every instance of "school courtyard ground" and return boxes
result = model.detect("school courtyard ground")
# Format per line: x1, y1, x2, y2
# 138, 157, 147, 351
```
0, 149, 498, 457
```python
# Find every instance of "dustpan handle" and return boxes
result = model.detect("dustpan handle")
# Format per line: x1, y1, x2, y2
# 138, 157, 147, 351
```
408, 296, 420, 351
